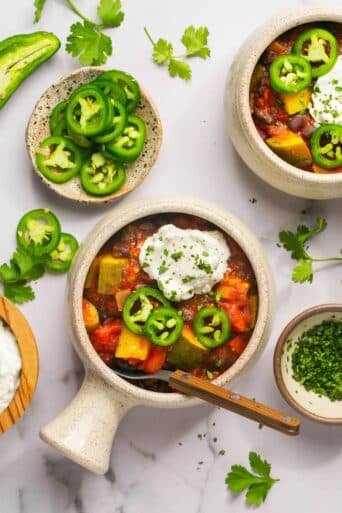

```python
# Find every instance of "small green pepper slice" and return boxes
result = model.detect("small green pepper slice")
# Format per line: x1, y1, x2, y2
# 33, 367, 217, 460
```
99, 70, 140, 112
16, 209, 61, 257
45, 233, 79, 272
49, 100, 68, 133
193, 307, 231, 349
270, 54, 312, 93
92, 77, 128, 107
123, 287, 170, 335
310, 124, 342, 169
145, 307, 184, 346
293, 28, 338, 78
93, 99, 128, 144
106, 115, 146, 162
35, 136, 83, 184
66, 85, 109, 136
80, 152, 126, 196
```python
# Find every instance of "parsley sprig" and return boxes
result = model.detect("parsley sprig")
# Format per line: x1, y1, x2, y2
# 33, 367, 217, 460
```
144, 25, 210, 80
34, 0, 125, 65
279, 217, 342, 283
225, 452, 279, 507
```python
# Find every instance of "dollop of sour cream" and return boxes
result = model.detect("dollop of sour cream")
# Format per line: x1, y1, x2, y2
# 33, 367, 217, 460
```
0, 321, 22, 414
309, 55, 342, 125
139, 224, 230, 301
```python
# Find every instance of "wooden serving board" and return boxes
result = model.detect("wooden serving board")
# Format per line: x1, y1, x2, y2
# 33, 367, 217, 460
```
0, 296, 39, 434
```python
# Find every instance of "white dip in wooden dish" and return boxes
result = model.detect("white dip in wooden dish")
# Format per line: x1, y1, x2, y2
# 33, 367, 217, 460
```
0, 320, 22, 414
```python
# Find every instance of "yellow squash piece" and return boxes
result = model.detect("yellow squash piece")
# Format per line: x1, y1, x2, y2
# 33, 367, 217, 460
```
266, 130, 312, 168
166, 325, 209, 370
84, 257, 100, 288
97, 255, 128, 295
280, 88, 311, 115
82, 299, 99, 333
115, 326, 151, 361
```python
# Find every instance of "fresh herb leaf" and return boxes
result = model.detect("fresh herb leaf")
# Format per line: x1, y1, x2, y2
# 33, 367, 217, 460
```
66, 20, 113, 65
152, 39, 173, 64
225, 452, 279, 507
3, 282, 35, 304
97, 0, 124, 28
168, 58, 192, 80
292, 259, 313, 283
181, 25, 210, 59
33, 0, 46, 23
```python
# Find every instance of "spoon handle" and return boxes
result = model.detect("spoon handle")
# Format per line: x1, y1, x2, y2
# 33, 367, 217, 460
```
169, 370, 300, 436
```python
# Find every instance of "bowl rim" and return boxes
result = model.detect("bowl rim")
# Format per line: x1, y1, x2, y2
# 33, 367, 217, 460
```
68, 196, 274, 407
273, 303, 342, 425
237, 6, 342, 184
0, 296, 39, 434
26, 66, 163, 205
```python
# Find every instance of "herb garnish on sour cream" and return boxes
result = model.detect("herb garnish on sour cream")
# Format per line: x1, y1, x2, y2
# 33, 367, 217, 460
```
139, 224, 230, 301
310, 55, 342, 125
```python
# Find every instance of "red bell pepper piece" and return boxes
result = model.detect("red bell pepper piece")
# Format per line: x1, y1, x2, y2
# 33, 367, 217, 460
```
90, 320, 123, 364
141, 346, 167, 374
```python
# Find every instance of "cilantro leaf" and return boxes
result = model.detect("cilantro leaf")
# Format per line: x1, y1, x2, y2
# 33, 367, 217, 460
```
168, 58, 191, 80
225, 452, 278, 507
33, 0, 46, 23
66, 20, 113, 66
181, 25, 210, 59
292, 259, 313, 283
11, 248, 35, 278
0, 263, 18, 283
97, 0, 124, 28
3, 282, 35, 304
152, 39, 173, 64
278, 230, 308, 260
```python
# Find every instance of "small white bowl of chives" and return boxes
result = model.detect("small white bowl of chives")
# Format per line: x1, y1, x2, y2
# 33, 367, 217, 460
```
274, 304, 342, 424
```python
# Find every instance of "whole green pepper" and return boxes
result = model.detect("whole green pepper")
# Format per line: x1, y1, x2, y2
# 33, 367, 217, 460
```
0, 32, 60, 109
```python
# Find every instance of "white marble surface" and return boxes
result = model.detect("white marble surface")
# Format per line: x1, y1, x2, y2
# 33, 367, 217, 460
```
1, 0, 342, 511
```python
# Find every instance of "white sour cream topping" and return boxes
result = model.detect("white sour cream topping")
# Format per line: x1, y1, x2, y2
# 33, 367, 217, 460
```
0, 321, 22, 414
309, 55, 342, 125
139, 224, 230, 301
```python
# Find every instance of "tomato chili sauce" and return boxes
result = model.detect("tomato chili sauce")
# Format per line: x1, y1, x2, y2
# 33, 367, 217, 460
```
82, 214, 258, 392
250, 22, 342, 174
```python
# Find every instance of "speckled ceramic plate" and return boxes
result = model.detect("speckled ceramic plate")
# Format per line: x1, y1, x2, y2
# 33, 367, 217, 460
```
274, 305, 342, 424
26, 67, 163, 204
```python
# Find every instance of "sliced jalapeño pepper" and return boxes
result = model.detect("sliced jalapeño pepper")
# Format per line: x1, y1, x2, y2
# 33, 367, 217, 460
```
106, 115, 146, 162
93, 99, 128, 144
310, 124, 342, 169
99, 70, 140, 112
293, 28, 338, 78
45, 233, 79, 272
66, 85, 109, 136
80, 152, 126, 196
123, 287, 170, 335
269, 54, 312, 93
92, 77, 128, 107
49, 100, 68, 134
145, 307, 184, 346
16, 208, 61, 257
193, 307, 230, 349
35, 135, 82, 184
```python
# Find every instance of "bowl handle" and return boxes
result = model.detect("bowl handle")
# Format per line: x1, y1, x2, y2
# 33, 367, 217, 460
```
40, 370, 133, 474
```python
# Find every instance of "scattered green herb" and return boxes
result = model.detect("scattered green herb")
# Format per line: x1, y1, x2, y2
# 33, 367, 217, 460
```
225, 452, 279, 507
278, 217, 342, 283
249, 197, 257, 204
144, 25, 210, 81
291, 320, 342, 401
213, 437, 217, 443
218, 449, 226, 456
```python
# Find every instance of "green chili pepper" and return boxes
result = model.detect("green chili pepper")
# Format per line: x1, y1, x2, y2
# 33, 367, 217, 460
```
45, 233, 79, 273
35, 135, 83, 184
92, 77, 128, 107
99, 70, 140, 112
145, 306, 184, 346
269, 54, 312, 93
0, 32, 60, 110
16, 209, 61, 257
310, 124, 342, 169
80, 151, 126, 196
106, 115, 146, 162
123, 287, 170, 335
66, 85, 109, 136
193, 306, 230, 348
92, 99, 128, 144
49, 100, 68, 134
293, 28, 338, 78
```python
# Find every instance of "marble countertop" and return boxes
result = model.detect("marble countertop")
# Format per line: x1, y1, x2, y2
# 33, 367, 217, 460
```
1, 0, 342, 511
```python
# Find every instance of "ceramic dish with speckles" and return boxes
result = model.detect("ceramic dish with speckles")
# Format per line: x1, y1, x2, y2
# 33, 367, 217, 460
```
274, 304, 342, 425
40, 197, 275, 474
225, 6, 342, 199
26, 67, 162, 204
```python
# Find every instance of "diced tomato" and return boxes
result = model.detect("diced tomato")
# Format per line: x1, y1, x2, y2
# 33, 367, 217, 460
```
219, 302, 251, 333
90, 320, 123, 364
140, 346, 167, 374
120, 258, 141, 289
228, 335, 248, 356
